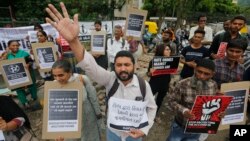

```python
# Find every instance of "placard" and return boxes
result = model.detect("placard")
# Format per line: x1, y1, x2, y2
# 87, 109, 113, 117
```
124, 8, 148, 40
185, 95, 233, 134
0, 58, 32, 90
90, 31, 106, 55
42, 81, 83, 139
219, 81, 250, 130
152, 56, 180, 76
31, 42, 57, 72
108, 97, 149, 131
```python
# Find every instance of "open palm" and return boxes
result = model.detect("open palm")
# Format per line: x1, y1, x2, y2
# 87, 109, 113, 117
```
45, 2, 79, 43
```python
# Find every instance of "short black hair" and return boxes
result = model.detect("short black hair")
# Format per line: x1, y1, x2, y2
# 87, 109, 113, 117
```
194, 29, 206, 37
231, 15, 246, 23
196, 58, 215, 72
52, 59, 72, 73
197, 14, 207, 21
114, 50, 135, 64
227, 39, 248, 51
7, 40, 20, 46
94, 20, 102, 26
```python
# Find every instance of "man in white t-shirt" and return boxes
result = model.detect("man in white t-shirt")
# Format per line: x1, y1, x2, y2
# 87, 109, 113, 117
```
189, 15, 213, 48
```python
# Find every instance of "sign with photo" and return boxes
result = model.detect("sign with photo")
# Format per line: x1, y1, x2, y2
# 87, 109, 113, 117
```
91, 31, 106, 55
42, 81, 83, 139
0, 58, 32, 90
152, 56, 180, 76
31, 42, 57, 72
185, 95, 233, 134
124, 8, 148, 40
219, 81, 250, 130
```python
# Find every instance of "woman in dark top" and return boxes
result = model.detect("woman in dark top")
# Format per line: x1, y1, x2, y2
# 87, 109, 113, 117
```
147, 44, 172, 120
0, 95, 31, 140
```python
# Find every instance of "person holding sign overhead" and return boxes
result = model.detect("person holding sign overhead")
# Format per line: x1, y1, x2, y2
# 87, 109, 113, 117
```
1, 40, 37, 109
147, 44, 172, 122
52, 59, 102, 141
45, 2, 156, 141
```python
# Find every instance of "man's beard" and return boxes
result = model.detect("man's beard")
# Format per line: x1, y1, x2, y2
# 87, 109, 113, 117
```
196, 79, 209, 91
115, 71, 134, 81
191, 76, 209, 91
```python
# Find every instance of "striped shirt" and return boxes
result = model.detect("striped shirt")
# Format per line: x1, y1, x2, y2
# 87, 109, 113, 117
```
214, 58, 245, 88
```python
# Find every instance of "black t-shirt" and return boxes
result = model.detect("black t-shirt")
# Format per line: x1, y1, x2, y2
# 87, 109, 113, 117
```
180, 45, 210, 78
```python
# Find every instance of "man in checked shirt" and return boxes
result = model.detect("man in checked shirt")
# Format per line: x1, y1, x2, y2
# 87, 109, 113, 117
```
165, 59, 225, 141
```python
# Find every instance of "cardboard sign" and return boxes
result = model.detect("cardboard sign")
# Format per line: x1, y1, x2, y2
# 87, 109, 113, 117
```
216, 42, 228, 58
108, 97, 149, 131
124, 8, 148, 40
91, 31, 106, 55
31, 42, 57, 72
42, 81, 83, 139
0, 58, 32, 90
185, 95, 233, 134
152, 56, 180, 76
219, 81, 250, 130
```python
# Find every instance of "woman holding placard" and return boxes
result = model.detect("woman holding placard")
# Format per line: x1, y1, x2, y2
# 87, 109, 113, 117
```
147, 44, 172, 123
1, 40, 38, 109
52, 60, 101, 141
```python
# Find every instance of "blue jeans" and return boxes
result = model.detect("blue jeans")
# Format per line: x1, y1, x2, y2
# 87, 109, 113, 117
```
106, 128, 142, 141
166, 121, 201, 141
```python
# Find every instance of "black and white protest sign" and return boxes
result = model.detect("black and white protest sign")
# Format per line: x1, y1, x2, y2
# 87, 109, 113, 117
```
91, 31, 106, 54
221, 90, 246, 125
32, 42, 57, 71
219, 81, 250, 130
0, 58, 32, 90
42, 81, 83, 139
108, 97, 149, 131
152, 56, 180, 76
48, 89, 79, 132
125, 8, 147, 40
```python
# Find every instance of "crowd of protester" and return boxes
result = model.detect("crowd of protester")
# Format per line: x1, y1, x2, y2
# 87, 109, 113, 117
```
0, 2, 250, 141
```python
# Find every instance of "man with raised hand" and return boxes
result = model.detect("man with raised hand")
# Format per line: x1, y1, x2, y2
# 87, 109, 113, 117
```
45, 2, 157, 141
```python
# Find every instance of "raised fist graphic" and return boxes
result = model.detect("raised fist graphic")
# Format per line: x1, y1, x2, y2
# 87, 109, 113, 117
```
201, 98, 221, 120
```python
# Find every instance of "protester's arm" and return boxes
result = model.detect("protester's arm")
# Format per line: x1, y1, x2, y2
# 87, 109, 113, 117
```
209, 34, 220, 59
0, 117, 25, 132
188, 27, 195, 40
45, 2, 84, 62
166, 82, 187, 114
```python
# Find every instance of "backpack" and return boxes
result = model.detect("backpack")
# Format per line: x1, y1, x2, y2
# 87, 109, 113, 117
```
106, 75, 146, 111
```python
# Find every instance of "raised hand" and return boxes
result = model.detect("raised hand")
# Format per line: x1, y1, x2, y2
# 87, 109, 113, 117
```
45, 2, 79, 43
